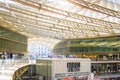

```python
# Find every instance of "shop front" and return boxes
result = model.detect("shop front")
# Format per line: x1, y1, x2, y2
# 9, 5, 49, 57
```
36, 58, 91, 80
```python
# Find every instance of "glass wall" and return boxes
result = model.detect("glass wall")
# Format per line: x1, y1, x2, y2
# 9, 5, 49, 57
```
53, 36, 120, 54
0, 27, 27, 52
28, 43, 53, 59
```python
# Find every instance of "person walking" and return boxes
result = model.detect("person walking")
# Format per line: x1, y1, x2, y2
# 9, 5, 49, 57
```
1, 53, 5, 65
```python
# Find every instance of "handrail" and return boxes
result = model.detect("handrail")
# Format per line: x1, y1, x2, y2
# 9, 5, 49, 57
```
0, 59, 36, 80
0, 59, 36, 67
13, 66, 28, 80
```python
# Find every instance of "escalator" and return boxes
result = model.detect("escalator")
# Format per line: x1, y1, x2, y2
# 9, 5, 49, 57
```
0, 64, 28, 80
13, 66, 28, 80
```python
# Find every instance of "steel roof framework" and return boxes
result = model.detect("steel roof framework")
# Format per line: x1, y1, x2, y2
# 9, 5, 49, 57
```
0, 0, 120, 40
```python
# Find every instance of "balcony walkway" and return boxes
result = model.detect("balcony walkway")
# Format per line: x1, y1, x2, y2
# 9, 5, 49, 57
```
0, 59, 35, 80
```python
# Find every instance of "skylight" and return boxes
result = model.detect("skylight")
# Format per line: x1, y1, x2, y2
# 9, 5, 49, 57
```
108, 0, 120, 3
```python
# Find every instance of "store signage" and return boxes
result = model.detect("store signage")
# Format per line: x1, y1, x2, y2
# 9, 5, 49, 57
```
54, 72, 89, 78
67, 62, 80, 72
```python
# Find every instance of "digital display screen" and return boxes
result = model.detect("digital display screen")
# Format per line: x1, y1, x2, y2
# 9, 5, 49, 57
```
67, 62, 80, 72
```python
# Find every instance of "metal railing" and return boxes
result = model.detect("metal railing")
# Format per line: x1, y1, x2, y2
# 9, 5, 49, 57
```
0, 59, 36, 67
95, 72, 120, 78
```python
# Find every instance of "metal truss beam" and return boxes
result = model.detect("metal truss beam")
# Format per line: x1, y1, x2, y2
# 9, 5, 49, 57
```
11, 0, 120, 30
0, 2, 116, 32
0, 0, 119, 39
0, 12, 113, 35
68, 0, 120, 19
1, 14, 96, 39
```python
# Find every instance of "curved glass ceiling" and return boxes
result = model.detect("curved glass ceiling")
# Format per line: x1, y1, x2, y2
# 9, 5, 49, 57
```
109, 0, 120, 3
0, 0, 120, 40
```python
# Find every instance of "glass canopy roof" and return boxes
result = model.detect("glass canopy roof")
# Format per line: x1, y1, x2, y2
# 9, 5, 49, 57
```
0, 0, 120, 40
